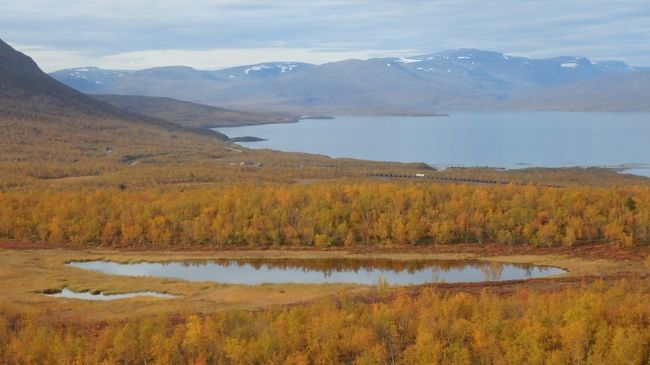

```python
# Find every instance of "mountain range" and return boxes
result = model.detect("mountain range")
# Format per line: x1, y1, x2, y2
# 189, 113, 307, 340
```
2, 37, 647, 188
50, 49, 650, 114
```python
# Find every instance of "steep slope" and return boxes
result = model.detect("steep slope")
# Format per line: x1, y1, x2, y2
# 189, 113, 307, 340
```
0, 39, 229, 137
0, 39, 227, 166
0, 39, 132, 119
94, 94, 298, 128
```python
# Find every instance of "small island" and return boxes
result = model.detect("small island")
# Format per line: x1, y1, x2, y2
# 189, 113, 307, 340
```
228, 136, 267, 142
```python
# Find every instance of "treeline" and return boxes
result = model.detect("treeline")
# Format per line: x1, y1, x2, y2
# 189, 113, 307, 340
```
1, 183, 649, 248
1, 278, 649, 364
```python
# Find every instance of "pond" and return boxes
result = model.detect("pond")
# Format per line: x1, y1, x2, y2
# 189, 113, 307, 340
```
68, 259, 566, 285
214, 112, 650, 177
46, 288, 175, 301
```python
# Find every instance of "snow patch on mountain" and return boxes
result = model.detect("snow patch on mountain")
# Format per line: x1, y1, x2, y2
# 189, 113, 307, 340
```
396, 57, 422, 64
244, 65, 272, 74
244, 63, 302, 74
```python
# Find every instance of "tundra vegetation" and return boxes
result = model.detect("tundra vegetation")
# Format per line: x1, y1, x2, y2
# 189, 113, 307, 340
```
1, 183, 649, 248
2, 38, 650, 364
1, 278, 650, 364
3, 121, 650, 363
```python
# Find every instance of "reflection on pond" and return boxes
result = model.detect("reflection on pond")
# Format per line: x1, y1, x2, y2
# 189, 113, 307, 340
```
46, 288, 175, 301
68, 259, 566, 285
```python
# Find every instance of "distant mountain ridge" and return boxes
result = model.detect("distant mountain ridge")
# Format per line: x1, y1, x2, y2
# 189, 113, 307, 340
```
49, 67, 133, 93
50, 49, 650, 113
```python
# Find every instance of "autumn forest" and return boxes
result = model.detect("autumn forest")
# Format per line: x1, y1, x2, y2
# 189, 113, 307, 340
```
1, 183, 648, 248
2, 8, 650, 364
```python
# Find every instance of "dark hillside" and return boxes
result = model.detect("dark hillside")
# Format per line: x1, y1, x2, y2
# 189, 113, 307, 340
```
0, 39, 226, 138
94, 94, 297, 129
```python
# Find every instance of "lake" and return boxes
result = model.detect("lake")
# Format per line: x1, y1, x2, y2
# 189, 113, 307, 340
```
68, 259, 566, 285
215, 112, 650, 176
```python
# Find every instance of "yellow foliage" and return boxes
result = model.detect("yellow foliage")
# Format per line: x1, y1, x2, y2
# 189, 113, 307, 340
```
2, 183, 650, 247
2, 278, 649, 364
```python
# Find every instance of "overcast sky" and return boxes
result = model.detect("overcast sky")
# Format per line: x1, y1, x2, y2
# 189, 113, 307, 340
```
3, 0, 649, 71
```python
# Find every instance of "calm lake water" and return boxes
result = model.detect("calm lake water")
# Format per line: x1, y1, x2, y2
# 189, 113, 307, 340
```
215, 112, 650, 176
46, 288, 174, 301
68, 259, 566, 285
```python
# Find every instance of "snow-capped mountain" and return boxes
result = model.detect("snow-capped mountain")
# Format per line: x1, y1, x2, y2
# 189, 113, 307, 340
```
212, 62, 315, 79
49, 67, 133, 93
50, 49, 648, 113
380, 50, 637, 91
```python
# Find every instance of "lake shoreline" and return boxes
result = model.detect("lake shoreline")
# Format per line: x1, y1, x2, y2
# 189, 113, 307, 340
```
215, 112, 650, 178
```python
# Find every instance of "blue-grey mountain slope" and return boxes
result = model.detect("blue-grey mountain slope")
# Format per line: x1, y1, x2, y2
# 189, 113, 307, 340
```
51, 49, 649, 113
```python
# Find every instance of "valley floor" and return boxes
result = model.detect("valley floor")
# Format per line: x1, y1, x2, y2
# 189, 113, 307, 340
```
1, 244, 647, 322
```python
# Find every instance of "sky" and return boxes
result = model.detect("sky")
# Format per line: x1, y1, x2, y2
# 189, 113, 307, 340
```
2, 0, 650, 72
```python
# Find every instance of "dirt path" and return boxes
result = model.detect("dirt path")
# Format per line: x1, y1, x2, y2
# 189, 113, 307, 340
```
42, 175, 99, 183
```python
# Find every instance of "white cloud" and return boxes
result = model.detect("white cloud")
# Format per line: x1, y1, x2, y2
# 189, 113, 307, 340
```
11, 44, 93, 71
3, 0, 650, 69
14, 44, 418, 72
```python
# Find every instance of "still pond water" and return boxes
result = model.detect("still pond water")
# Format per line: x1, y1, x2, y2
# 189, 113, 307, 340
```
47, 288, 175, 301
68, 259, 566, 286
215, 112, 650, 176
